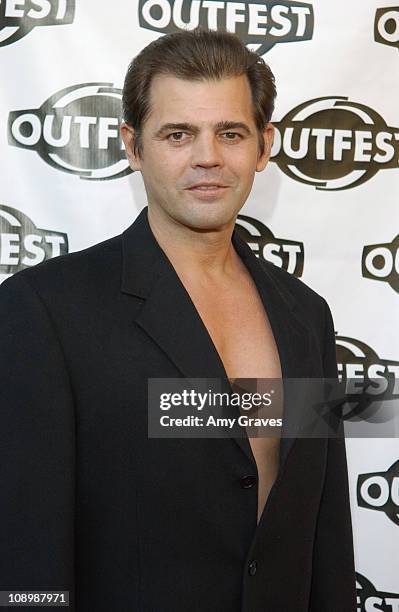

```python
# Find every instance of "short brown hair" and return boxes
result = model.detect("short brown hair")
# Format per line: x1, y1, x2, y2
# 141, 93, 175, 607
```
122, 28, 276, 157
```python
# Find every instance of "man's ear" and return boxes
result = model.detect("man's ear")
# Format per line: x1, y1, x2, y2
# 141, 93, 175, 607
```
256, 122, 275, 172
120, 122, 142, 171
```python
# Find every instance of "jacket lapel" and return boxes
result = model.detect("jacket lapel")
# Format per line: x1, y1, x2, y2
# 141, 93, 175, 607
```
234, 237, 313, 468
121, 206, 312, 470
121, 206, 229, 380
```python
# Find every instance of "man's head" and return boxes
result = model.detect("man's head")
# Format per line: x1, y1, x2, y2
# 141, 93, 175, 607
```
122, 28, 276, 159
120, 29, 277, 231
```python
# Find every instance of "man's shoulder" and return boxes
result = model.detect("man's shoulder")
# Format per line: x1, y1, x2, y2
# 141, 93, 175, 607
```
256, 259, 335, 359
257, 256, 327, 311
0, 232, 122, 300
253, 256, 334, 347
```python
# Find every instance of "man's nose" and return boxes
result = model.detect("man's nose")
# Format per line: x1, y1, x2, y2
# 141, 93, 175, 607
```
190, 133, 224, 168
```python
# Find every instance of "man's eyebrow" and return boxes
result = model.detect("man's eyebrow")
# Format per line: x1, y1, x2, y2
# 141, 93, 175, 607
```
154, 123, 198, 138
153, 121, 253, 138
215, 121, 252, 135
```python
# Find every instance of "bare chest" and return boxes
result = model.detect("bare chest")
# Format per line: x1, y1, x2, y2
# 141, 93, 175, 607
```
185, 277, 282, 523
191, 278, 282, 380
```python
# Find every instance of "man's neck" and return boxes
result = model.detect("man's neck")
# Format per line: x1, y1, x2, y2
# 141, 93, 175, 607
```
147, 205, 241, 282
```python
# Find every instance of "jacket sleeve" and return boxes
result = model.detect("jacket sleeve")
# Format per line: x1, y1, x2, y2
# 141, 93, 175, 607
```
309, 298, 357, 611
0, 273, 75, 611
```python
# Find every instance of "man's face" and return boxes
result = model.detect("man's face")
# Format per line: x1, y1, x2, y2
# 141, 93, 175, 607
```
121, 73, 274, 231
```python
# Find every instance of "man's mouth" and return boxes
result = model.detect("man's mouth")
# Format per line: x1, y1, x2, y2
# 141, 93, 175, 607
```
189, 185, 226, 191
185, 183, 229, 199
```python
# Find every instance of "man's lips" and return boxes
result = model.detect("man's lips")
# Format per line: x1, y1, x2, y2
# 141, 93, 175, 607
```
186, 183, 229, 191
185, 184, 229, 199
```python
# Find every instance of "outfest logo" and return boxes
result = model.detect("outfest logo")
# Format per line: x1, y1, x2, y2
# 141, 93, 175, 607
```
7, 83, 131, 181
356, 573, 399, 611
235, 214, 304, 276
271, 96, 399, 190
0, 0, 75, 47
138, 0, 314, 56
375, 6, 399, 51
0, 204, 68, 278
362, 235, 399, 294
357, 460, 399, 526
335, 336, 399, 395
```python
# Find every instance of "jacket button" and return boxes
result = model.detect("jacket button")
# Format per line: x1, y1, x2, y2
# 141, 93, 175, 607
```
248, 560, 258, 576
241, 475, 257, 489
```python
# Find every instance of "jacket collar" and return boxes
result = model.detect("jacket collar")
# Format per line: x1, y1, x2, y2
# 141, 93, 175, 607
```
121, 206, 311, 468
121, 205, 296, 310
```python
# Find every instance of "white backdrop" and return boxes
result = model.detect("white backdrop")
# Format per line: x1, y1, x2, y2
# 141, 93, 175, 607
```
1, 1, 398, 607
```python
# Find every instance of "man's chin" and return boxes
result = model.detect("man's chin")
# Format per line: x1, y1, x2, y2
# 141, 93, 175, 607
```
177, 206, 237, 232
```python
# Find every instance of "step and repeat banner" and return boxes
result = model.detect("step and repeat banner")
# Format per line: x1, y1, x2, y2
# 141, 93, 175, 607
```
1, 0, 398, 607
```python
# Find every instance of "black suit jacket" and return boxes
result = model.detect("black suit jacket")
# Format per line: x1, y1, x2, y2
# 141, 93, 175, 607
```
0, 205, 356, 611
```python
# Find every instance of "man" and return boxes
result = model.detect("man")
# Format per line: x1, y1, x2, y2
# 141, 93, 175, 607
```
0, 29, 356, 611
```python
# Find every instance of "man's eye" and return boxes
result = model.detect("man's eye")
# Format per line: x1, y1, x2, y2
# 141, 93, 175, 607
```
168, 132, 188, 142
222, 132, 241, 141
